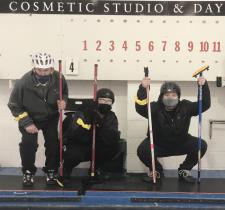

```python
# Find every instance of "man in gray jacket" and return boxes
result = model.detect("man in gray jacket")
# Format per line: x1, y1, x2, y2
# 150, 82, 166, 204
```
8, 53, 68, 186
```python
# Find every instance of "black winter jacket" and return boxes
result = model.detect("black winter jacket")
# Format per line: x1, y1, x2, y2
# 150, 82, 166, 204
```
8, 70, 68, 128
63, 109, 120, 149
135, 82, 211, 148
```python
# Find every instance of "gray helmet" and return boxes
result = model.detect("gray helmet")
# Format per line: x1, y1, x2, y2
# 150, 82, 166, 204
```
97, 88, 115, 103
160, 82, 181, 98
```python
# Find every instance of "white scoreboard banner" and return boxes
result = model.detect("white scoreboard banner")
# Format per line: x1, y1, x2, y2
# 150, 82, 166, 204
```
0, 0, 224, 81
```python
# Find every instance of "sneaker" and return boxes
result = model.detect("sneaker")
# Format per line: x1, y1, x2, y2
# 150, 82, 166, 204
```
46, 170, 58, 186
23, 170, 34, 186
142, 170, 164, 183
178, 169, 196, 183
88, 168, 105, 184
95, 168, 112, 181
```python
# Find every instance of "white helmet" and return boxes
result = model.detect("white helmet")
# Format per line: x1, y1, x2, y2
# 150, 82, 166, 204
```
31, 52, 54, 69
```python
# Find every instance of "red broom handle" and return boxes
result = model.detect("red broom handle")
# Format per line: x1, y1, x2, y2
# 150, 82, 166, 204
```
90, 64, 98, 177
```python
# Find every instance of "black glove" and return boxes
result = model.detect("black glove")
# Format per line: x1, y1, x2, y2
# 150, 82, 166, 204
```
92, 110, 103, 126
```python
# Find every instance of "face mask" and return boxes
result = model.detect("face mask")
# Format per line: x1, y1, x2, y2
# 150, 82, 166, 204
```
162, 97, 178, 108
35, 74, 50, 84
98, 104, 112, 114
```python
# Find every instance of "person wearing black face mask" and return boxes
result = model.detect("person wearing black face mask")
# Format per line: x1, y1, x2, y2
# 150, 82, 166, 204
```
8, 53, 68, 187
98, 103, 112, 114
35, 74, 51, 85
63, 88, 120, 182
135, 77, 210, 183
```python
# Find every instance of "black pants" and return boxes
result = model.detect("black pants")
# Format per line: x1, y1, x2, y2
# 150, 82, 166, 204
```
19, 116, 59, 174
137, 135, 207, 172
63, 141, 118, 175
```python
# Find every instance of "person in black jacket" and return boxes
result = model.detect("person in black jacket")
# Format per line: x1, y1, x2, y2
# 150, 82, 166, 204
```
63, 88, 120, 182
8, 53, 68, 186
135, 76, 210, 183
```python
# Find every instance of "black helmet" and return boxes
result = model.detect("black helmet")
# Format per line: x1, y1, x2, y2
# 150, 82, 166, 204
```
160, 82, 181, 98
96, 88, 115, 103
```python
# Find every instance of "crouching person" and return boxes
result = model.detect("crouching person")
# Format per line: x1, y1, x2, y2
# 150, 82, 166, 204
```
63, 88, 120, 182
135, 76, 210, 183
